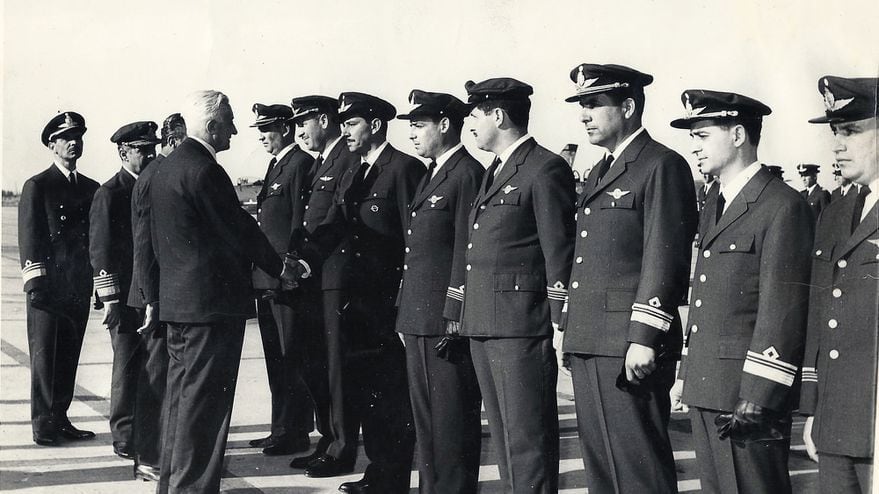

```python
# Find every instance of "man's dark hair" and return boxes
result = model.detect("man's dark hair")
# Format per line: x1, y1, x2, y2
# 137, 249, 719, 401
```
604, 86, 647, 118
425, 115, 465, 137
475, 98, 531, 129
717, 117, 763, 146
161, 113, 186, 146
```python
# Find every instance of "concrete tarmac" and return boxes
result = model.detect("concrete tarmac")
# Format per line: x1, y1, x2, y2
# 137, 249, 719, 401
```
0, 206, 818, 492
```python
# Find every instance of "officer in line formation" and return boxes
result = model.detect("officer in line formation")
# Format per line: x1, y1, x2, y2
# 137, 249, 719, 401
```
18, 69, 876, 494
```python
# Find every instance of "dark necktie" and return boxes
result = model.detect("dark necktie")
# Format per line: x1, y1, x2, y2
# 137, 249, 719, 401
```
852, 186, 871, 232
310, 154, 324, 176
484, 157, 501, 191
419, 160, 437, 196
349, 161, 370, 198
596, 154, 614, 183
263, 157, 277, 183
67, 172, 78, 191
715, 192, 726, 223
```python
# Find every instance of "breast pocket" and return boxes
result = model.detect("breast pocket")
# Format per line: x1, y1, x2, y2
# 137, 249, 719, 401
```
599, 192, 635, 210
315, 177, 337, 193
491, 191, 520, 207
718, 235, 755, 254
423, 196, 450, 212
265, 184, 286, 199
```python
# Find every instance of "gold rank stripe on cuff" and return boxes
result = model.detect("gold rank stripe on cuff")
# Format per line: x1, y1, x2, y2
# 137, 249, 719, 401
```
446, 286, 465, 302
546, 286, 568, 302
93, 273, 121, 298
630, 303, 673, 332
801, 366, 818, 383
22, 262, 48, 283
743, 351, 798, 387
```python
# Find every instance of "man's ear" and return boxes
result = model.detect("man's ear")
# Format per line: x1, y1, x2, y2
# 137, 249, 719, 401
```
370, 118, 384, 134
622, 98, 637, 120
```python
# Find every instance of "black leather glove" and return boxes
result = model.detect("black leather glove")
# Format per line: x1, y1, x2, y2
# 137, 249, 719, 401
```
435, 334, 468, 364
716, 399, 785, 442
28, 289, 50, 310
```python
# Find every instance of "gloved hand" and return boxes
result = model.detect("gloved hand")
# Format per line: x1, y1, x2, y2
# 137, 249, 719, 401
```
280, 255, 308, 290
716, 399, 783, 441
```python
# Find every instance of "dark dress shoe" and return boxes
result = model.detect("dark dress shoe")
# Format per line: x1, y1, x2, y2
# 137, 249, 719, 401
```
134, 463, 160, 482
338, 477, 369, 493
113, 441, 134, 459
290, 449, 323, 469
58, 423, 95, 440
262, 436, 310, 456
33, 433, 58, 446
249, 435, 272, 448
307, 455, 356, 478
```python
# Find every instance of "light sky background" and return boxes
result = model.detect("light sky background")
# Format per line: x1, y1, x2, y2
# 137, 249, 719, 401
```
2, 0, 877, 192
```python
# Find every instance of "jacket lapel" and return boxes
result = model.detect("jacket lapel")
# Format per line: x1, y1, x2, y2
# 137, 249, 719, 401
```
582, 131, 651, 204
312, 140, 343, 188
480, 138, 534, 203
412, 149, 463, 209
834, 202, 879, 262
702, 167, 772, 247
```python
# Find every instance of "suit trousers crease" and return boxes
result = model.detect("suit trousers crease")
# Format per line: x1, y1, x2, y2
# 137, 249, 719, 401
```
158, 320, 246, 494
256, 296, 313, 439
470, 336, 559, 494
570, 355, 678, 494
404, 333, 482, 494
26, 299, 89, 434
108, 306, 145, 444
690, 407, 792, 494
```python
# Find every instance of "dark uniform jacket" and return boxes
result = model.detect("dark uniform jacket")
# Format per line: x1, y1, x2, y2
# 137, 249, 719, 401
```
89, 168, 136, 308
396, 146, 484, 335
697, 180, 719, 213
830, 184, 855, 203
681, 167, 814, 412
800, 193, 878, 457
562, 131, 697, 356
149, 138, 282, 323
460, 138, 575, 338
19, 165, 100, 302
301, 138, 361, 290
127, 154, 163, 309
252, 145, 313, 289
802, 185, 831, 222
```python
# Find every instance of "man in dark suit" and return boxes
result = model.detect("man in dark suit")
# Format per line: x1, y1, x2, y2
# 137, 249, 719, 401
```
19, 112, 99, 446
799, 163, 831, 222
458, 77, 575, 493
150, 90, 302, 493
90, 121, 160, 465
395, 90, 484, 494
672, 90, 813, 493
247, 103, 320, 456
126, 113, 184, 482
830, 162, 856, 202
561, 64, 697, 493
801, 75, 878, 494
289, 95, 361, 476
697, 171, 718, 213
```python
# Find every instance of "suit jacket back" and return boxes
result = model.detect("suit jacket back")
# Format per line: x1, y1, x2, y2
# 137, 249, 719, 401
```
89, 168, 136, 304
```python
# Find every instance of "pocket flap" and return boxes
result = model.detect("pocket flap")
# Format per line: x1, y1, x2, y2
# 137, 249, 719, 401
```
599, 192, 635, 209
493, 272, 545, 292
492, 191, 520, 206
719, 235, 754, 253
812, 243, 834, 261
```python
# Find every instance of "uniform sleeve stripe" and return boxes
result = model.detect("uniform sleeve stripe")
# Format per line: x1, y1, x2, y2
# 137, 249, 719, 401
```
446, 287, 465, 302
22, 267, 47, 283
743, 359, 795, 386
801, 376, 818, 383
631, 308, 672, 332
746, 351, 798, 372
547, 293, 567, 301
631, 303, 674, 322
96, 286, 121, 297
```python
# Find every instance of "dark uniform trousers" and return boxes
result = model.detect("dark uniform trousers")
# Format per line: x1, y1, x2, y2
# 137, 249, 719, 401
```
19, 165, 99, 436
800, 191, 877, 494
150, 138, 285, 493
107, 306, 143, 444
396, 148, 485, 494
682, 167, 814, 494
563, 132, 697, 494
128, 155, 169, 467
461, 138, 575, 494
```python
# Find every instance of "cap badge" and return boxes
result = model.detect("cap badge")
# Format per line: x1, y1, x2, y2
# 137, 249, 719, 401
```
684, 93, 706, 119
63, 112, 74, 128
271, 183, 281, 191
575, 65, 598, 93
319, 176, 333, 182
339, 95, 352, 113
606, 188, 631, 200
822, 84, 853, 112
502, 185, 518, 194
428, 195, 444, 204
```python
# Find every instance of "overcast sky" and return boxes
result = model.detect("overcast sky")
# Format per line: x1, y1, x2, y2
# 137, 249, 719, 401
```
2, 0, 877, 192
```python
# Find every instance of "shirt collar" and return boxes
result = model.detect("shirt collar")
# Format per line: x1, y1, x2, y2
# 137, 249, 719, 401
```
274, 142, 297, 163
189, 136, 217, 161
322, 135, 343, 159
362, 141, 389, 166
719, 161, 762, 204
436, 143, 464, 168
122, 165, 139, 180
497, 133, 531, 164
806, 184, 817, 194
607, 127, 645, 159
53, 162, 76, 180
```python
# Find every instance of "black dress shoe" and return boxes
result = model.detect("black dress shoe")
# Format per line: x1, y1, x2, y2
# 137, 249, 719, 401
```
33, 433, 58, 446
113, 441, 134, 459
249, 435, 272, 448
58, 423, 95, 440
290, 449, 323, 469
134, 463, 160, 482
307, 455, 356, 478
338, 477, 369, 493
262, 436, 310, 456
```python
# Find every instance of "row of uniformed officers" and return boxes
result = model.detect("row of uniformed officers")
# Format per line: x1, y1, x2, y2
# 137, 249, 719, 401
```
18, 63, 877, 494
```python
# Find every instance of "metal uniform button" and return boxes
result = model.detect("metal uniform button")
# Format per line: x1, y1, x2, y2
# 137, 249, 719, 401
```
832, 288, 842, 298
828, 319, 838, 329
691, 324, 698, 333
584, 207, 591, 215
407, 229, 412, 235
60, 215, 67, 221
466, 264, 471, 271
694, 299, 702, 307
829, 350, 839, 360
729, 244, 736, 250
473, 223, 479, 230
258, 208, 262, 213
580, 231, 587, 238
703, 250, 711, 258
514, 285, 519, 291
699, 274, 707, 282
405, 247, 410, 253
815, 249, 822, 256
480, 205, 486, 210
575, 256, 583, 264
257, 221, 261, 226
303, 221, 307, 226
355, 252, 361, 258
467, 243, 473, 249
572, 281, 579, 289
305, 205, 309, 210
403, 265, 408, 270
411, 212, 416, 218
837, 259, 847, 268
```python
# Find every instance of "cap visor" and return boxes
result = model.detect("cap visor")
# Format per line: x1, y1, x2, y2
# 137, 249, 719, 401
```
669, 117, 695, 129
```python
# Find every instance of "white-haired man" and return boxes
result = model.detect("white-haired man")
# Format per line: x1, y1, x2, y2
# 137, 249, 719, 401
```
149, 90, 302, 493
